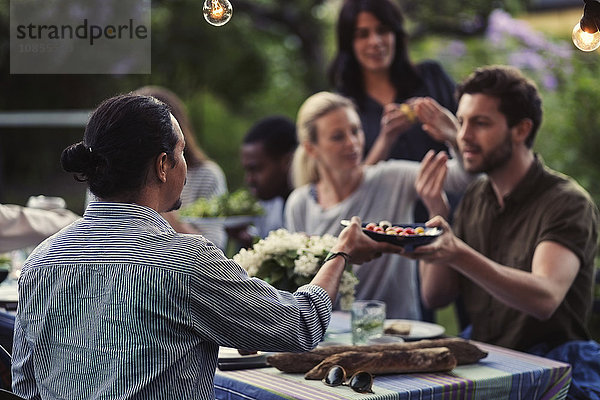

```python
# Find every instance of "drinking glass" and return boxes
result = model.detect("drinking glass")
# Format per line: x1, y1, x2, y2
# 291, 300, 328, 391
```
351, 300, 386, 345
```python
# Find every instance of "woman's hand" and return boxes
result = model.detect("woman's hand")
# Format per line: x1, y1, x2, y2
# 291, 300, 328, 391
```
415, 150, 450, 219
380, 102, 416, 141
413, 97, 459, 146
364, 101, 417, 165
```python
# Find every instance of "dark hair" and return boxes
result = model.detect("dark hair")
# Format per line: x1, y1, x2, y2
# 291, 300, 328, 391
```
242, 115, 298, 158
327, 0, 421, 107
134, 85, 207, 167
61, 94, 178, 200
456, 65, 543, 148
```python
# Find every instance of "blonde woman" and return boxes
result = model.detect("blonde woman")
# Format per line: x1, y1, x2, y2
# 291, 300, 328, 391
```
285, 91, 472, 319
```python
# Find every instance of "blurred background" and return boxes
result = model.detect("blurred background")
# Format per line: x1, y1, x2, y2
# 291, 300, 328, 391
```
0, 0, 599, 336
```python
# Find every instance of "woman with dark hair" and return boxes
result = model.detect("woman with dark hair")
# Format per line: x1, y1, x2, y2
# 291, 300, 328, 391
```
328, 0, 464, 322
328, 0, 458, 167
134, 86, 229, 250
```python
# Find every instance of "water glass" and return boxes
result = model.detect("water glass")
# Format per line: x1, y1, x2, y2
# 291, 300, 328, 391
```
351, 300, 386, 345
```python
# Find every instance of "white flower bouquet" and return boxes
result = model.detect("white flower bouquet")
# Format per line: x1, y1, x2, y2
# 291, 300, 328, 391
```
233, 229, 358, 310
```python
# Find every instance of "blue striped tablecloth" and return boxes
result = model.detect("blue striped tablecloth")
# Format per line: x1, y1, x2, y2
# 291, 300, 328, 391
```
214, 341, 571, 400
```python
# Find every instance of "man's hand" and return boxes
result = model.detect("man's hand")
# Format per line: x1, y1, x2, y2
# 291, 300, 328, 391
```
332, 216, 403, 264
401, 216, 460, 263
311, 216, 402, 303
415, 151, 450, 219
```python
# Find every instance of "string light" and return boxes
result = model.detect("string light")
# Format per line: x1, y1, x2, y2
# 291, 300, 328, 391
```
572, 0, 600, 51
203, 0, 233, 26
572, 21, 600, 51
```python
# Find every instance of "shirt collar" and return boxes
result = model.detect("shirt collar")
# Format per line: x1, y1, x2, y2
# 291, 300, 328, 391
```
84, 202, 174, 233
483, 154, 546, 208
503, 154, 546, 206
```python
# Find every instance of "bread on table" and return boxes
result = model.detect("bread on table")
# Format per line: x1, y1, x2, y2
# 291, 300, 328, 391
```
267, 338, 487, 374
304, 347, 457, 380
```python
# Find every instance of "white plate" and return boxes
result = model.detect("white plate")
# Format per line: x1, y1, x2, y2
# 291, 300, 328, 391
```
218, 347, 265, 362
367, 335, 405, 345
182, 215, 256, 228
384, 319, 445, 340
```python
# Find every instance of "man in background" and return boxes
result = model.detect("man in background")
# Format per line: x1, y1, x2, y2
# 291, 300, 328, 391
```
233, 116, 297, 245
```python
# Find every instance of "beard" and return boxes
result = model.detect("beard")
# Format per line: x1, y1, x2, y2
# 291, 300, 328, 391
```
167, 198, 182, 213
464, 130, 513, 174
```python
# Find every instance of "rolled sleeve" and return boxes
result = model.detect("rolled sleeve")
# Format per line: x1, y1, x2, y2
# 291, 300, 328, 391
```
186, 244, 333, 353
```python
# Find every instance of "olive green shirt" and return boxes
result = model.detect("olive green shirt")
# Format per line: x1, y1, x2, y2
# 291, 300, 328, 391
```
455, 156, 599, 351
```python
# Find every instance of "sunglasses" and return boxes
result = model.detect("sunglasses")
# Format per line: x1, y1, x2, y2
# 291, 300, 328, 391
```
322, 365, 374, 394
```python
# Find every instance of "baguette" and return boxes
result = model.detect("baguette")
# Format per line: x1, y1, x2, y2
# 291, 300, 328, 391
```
304, 347, 457, 380
267, 338, 486, 373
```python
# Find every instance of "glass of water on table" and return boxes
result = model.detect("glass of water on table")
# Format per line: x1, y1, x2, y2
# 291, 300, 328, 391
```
351, 300, 386, 345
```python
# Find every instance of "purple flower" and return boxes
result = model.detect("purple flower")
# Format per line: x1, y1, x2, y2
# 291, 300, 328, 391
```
487, 8, 557, 51
508, 49, 546, 71
441, 40, 467, 58
487, 9, 513, 34
548, 42, 573, 60
541, 74, 558, 91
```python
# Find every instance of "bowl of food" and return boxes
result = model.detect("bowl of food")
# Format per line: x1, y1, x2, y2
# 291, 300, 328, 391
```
341, 220, 442, 251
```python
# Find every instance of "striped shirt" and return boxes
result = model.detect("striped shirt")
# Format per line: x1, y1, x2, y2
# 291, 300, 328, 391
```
12, 202, 331, 399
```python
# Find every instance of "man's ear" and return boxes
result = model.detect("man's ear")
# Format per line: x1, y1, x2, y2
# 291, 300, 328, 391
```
155, 152, 169, 183
512, 118, 533, 145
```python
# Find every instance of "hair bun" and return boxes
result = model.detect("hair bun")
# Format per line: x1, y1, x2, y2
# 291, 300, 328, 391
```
61, 141, 93, 176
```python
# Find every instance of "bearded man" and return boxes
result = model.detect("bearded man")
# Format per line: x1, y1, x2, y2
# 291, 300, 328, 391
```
411, 65, 600, 399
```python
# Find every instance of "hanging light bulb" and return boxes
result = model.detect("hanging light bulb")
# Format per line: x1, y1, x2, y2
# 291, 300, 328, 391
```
573, 0, 600, 52
203, 0, 233, 26
572, 20, 600, 51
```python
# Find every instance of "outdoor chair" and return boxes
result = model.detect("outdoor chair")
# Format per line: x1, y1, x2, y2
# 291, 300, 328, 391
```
0, 310, 15, 354
0, 344, 11, 390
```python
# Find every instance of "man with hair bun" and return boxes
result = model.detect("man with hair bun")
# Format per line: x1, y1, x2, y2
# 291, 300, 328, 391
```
11, 93, 401, 399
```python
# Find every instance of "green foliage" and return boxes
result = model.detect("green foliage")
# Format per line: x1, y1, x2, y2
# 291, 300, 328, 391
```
399, 0, 527, 36
180, 188, 263, 218
256, 249, 305, 291
0, 254, 10, 268
186, 91, 249, 190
